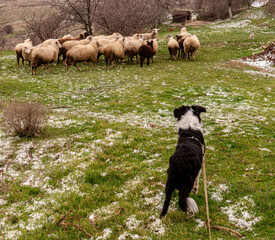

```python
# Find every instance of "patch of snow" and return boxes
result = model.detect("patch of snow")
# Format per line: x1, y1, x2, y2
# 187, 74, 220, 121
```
210, 20, 251, 29
252, 0, 269, 8
211, 184, 229, 202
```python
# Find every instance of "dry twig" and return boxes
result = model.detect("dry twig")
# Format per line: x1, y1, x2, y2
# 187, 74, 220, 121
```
211, 225, 242, 238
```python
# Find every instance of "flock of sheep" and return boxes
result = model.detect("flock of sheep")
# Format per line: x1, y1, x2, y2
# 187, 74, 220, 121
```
15, 27, 200, 75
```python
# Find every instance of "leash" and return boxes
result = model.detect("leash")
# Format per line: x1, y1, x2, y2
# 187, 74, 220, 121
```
202, 145, 211, 240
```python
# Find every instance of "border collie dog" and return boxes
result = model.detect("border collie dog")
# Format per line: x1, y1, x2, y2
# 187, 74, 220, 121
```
160, 105, 206, 217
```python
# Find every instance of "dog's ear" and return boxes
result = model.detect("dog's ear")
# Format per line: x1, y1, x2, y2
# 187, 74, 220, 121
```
192, 105, 206, 114
174, 105, 187, 118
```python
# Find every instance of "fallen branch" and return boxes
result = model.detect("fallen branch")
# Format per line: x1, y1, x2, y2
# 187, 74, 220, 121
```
48, 209, 73, 233
60, 221, 93, 238
211, 225, 242, 238
245, 173, 273, 177
51, 106, 73, 109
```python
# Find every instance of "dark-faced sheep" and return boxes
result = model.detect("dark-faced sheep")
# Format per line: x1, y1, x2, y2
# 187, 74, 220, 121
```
138, 40, 154, 67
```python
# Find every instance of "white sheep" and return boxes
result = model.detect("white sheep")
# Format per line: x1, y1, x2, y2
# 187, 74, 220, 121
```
151, 38, 159, 62
31, 40, 62, 75
167, 37, 179, 60
93, 33, 122, 40
124, 37, 144, 63
102, 37, 125, 69
66, 41, 100, 72
15, 39, 33, 67
183, 35, 200, 61
140, 28, 159, 40
62, 36, 93, 63
180, 27, 187, 34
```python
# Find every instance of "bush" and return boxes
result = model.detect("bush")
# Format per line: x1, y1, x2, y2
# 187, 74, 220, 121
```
3, 25, 13, 34
1, 101, 49, 137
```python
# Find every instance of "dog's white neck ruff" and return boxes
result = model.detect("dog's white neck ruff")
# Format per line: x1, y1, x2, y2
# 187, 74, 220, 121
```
177, 109, 202, 131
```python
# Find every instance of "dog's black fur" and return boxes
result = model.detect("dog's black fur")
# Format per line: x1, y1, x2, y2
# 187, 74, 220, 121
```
160, 105, 206, 218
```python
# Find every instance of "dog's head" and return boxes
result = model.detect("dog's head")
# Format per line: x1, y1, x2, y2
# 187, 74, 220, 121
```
174, 105, 206, 131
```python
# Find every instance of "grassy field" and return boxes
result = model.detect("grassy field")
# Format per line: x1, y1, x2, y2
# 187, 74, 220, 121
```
0, 9, 274, 240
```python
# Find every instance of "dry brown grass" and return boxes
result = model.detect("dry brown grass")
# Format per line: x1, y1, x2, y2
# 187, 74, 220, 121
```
1, 101, 49, 137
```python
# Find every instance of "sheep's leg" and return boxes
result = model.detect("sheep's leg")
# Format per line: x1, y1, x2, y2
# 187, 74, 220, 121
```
160, 180, 175, 218
22, 58, 24, 68
178, 49, 181, 58
48, 63, 52, 72
140, 57, 144, 67
16, 54, 20, 67
85, 61, 89, 71
67, 65, 70, 72
169, 49, 172, 58
178, 187, 189, 212
147, 57, 150, 66
192, 52, 195, 61
74, 63, 81, 71
192, 170, 201, 194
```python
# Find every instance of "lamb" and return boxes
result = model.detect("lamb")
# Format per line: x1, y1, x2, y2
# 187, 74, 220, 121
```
183, 35, 200, 61
102, 37, 125, 70
62, 36, 93, 63
15, 39, 33, 67
124, 37, 144, 63
140, 28, 159, 40
66, 41, 100, 72
138, 40, 154, 67
31, 40, 62, 75
167, 36, 179, 60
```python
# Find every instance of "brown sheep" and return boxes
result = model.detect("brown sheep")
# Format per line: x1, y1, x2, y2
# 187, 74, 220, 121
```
138, 40, 154, 67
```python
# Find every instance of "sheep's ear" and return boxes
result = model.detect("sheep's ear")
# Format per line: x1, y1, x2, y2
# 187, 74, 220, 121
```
174, 106, 187, 118
191, 106, 206, 114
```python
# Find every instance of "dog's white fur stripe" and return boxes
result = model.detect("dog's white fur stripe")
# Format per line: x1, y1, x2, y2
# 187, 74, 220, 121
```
186, 197, 199, 213
177, 109, 202, 131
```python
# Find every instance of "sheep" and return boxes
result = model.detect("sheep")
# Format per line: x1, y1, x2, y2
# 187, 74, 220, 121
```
124, 37, 144, 63
151, 38, 159, 62
15, 39, 33, 67
93, 33, 122, 40
167, 36, 179, 60
97, 35, 123, 63
102, 37, 125, 70
176, 32, 192, 58
183, 35, 200, 61
140, 28, 159, 40
31, 40, 62, 75
66, 41, 100, 72
138, 40, 154, 67
62, 36, 93, 63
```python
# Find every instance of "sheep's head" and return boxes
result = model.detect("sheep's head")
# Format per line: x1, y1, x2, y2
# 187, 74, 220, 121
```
23, 46, 31, 54
86, 36, 93, 41
176, 35, 183, 41
55, 40, 62, 49
152, 28, 160, 34
25, 39, 32, 44
146, 40, 154, 48
181, 27, 187, 32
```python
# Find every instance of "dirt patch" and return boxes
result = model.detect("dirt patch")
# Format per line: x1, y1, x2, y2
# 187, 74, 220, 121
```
242, 42, 275, 67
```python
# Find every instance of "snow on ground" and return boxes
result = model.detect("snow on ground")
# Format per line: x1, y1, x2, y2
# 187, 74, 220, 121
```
251, 0, 269, 8
210, 20, 251, 29
221, 196, 262, 231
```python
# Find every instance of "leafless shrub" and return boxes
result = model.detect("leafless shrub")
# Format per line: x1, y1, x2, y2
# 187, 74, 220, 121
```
1, 101, 49, 137
3, 25, 13, 34
0, 22, 6, 50
95, 0, 169, 35
23, 8, 72, 42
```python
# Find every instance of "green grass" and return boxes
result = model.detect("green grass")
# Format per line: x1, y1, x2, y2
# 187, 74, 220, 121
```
0, 10, 274, 240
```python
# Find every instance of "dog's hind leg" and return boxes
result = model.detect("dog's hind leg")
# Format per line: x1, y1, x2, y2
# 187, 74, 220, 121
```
192, 170, 202, 194
160, 181, 175, 218
179, 187, 199, 214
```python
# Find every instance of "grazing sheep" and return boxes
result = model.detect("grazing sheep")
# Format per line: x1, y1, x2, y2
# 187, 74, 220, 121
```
183, 35, 200, 61
31, 40, 62, 75
140, 28, 159, 40
138, 40, 154, 67
167, 37, 179, 60
103, 37, 125, 70
124, 37, 144, 63
66, 41, 100, 72
62, 36, 93, 63
15, 39, 33, 67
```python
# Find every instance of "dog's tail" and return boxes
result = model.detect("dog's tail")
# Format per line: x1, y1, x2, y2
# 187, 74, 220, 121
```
186, 197, 199, 213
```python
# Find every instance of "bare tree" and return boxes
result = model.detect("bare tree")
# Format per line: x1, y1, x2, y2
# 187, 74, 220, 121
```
23, 9, 72, 42
49, 0, 101, 35
95, 0, 169, 35
0, 22, 6, 50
